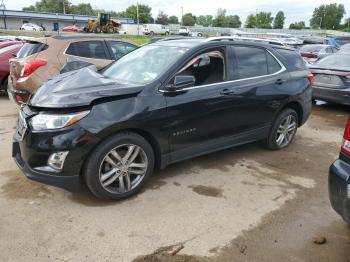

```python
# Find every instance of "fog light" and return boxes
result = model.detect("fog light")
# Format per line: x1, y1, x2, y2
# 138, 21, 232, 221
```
48, 151, 69, 171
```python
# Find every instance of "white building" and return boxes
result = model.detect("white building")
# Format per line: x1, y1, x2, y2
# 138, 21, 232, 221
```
0, 10, 134, 31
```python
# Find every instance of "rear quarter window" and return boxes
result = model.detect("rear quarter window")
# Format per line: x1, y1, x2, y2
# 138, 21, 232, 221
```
274, 48, 306, 70
16, 42, 48, 58
66, 41, 108, 59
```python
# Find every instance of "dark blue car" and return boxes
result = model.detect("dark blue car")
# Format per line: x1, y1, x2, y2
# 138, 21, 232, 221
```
329, 116, 350, 224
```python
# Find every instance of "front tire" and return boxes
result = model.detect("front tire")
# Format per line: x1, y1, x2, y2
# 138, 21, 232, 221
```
84, 132, 154, 200
265, 109, 298, 150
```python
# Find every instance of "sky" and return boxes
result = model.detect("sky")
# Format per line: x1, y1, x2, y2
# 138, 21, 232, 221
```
6, 0, 350, 26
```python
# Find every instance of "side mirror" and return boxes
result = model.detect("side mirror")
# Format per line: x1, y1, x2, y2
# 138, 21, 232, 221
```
168, 75, 195, 91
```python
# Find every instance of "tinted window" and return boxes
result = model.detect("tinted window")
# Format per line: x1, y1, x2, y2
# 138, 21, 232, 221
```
234, 46, 268, 79
300, 45, 324, 53
16, 42, 48, 58
325, 47, 333, 53
266, 52, 281, 74
275, 48, 306, 70
66, 41, 107, 59
108, 41, 136, 60
331, 47, 338, 53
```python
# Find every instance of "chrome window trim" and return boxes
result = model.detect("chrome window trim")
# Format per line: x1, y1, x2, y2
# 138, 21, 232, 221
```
160, 49, 286, 93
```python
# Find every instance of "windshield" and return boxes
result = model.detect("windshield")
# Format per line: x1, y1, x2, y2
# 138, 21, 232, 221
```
315, 55, 350, 68
300, 45, 324, 53
102, 45, 189, 85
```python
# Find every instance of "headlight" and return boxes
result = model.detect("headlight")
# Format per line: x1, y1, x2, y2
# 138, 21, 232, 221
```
29, 111, 90, 131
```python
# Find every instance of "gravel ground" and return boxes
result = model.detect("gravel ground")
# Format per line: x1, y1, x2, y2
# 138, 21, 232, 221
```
0, 96, 349, 262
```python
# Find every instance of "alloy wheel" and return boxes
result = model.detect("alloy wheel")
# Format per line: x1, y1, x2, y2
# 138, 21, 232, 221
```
275, 114, 297, 148
99, 144, 148, 194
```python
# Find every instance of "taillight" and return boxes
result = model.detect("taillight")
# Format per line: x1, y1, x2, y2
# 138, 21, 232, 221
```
15, 95, 23, 104
341, 117, 350, 156
19, 60, 47, 78
307, 73, 315, 85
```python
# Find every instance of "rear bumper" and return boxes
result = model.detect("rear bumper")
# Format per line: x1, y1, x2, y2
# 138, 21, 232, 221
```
329, 159, 350, 224
313, 85, 350, 105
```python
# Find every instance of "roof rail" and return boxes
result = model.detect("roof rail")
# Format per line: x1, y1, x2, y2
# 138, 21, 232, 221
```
203, 36, 286, 46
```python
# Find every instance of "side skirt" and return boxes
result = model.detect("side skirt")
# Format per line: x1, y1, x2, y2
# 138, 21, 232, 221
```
160, 125, 271, 168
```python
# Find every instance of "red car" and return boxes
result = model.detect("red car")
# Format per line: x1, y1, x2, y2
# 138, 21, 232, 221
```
0, 41, 24, 93
62, 25, 83, 32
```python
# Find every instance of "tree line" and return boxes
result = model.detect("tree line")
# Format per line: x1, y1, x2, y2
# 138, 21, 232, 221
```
23, 1, 349, 30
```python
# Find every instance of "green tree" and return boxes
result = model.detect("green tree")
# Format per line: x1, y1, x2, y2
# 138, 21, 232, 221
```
70, 3, 94, 15
155, 10, 168, 25
23, 0, 70, 13
273, 11, 285, 29
225, 15, 241, 28
289, 21, 306, 30
168, 15, 179, 24
310, 3, 346, 29
121, 4, 152, 23
212, 8, 226, 27
182, 13, 196, 26
245, 14, 256, 28
255, 12, 273, 28
196, 15, 213, 27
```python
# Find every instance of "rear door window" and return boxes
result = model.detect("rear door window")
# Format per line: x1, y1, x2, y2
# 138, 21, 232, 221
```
233, 46, 268, 79
66, 41, 108, 59
107, 41, 137, 60
16, 42, 48, 58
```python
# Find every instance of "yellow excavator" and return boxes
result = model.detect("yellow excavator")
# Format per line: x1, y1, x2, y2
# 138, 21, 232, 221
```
86, 13, 121, 34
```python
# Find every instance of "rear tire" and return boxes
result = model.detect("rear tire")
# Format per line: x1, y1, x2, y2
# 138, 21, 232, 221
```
84, 132, 155, 200
264, 109, 298, 150
1, 78, 8, 96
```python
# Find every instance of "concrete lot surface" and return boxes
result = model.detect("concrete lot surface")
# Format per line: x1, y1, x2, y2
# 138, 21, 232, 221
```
0, 96, 349, 262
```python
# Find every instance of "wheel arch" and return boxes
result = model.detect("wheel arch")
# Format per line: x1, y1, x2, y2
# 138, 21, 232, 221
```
122, 128, 162, 169
82, 127, 163, 176
280, 101, 304, 127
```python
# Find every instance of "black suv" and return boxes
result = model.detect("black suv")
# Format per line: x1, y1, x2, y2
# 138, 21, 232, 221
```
13, 38, 313, 200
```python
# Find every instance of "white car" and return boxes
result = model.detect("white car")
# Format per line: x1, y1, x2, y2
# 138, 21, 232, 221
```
20, 23, 43, 31
142, 24, 169, 36
178, 27, 203, 37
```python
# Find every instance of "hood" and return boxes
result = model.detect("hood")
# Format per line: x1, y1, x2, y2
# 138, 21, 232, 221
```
30, 67, 143, 108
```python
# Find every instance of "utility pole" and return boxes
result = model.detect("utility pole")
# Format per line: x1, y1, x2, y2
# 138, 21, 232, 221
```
62, 0, 66, 14
181, 7, 183, 25
136, 2, 139, 35
0, 0, 6, 29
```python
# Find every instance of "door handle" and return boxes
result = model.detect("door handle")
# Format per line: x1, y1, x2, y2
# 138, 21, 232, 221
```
220, 88, 237, 95
275, 79, 286, 85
